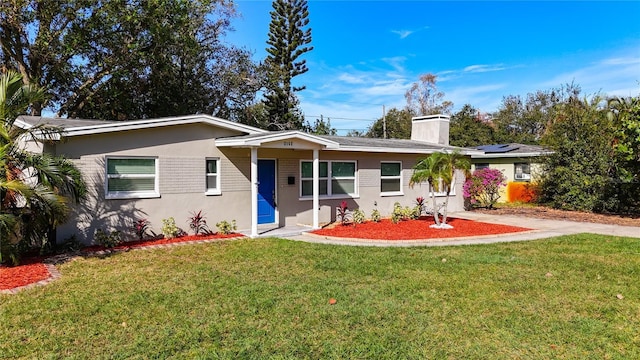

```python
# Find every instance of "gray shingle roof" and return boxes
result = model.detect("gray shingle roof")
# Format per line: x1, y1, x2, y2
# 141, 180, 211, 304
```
474, 143, 548, 154
319, 135, 461, 151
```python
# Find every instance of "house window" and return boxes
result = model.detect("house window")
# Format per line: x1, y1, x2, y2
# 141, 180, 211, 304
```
300, 160, 357, 198
475, 163, 489, 170
428, 178, 457, 197
514, 163, 531, 181
301, 161, 328, 197
380, 161, 402, 195
106, 157, 158, 199
205, 158, 221, 195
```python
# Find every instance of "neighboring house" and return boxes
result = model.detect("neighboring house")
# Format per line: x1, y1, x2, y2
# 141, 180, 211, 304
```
16, 114, 481, 243
471, 143, 550, 203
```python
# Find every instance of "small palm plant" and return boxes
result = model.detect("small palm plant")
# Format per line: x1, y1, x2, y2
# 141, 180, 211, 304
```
1, 70, 86, 263
410, 151, 470, 228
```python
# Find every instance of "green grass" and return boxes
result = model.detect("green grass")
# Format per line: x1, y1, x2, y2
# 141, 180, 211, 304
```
1, 235, 639, 359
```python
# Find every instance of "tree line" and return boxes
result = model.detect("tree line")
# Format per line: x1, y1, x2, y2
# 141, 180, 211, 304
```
367, 77, 638, 215
0, 0, 317, 130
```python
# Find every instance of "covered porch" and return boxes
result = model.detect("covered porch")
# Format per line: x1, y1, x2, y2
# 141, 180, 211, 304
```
216, 131, 339, 237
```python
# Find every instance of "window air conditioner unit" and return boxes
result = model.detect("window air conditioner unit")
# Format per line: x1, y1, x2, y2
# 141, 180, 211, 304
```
515, 173, 531, 180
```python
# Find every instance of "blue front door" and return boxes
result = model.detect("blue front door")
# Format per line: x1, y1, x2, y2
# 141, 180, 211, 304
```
257, 160, 276, 224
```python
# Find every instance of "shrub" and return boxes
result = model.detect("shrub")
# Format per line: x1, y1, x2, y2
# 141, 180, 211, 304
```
0, 242, 21, 266
188, 210, 210, 235
463, 168, 507, 209
370, 208, 381, 222
336, 200, 351, 225
132, 219, 150, 240
59, 235, 83, 252
411, 205, 422, 219
391, 202, 404, 223
352, 208, 366, 224
161, 217, 181, 239
95, 229, 122, 248
415, 196, 426, 216
216, 220, 237, 235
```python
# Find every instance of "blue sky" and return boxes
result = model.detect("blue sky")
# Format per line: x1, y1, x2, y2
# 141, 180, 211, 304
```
224, 1, 640, 134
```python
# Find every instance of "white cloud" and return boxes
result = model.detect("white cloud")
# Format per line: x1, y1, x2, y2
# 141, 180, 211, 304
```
537, 54, 640, 97
463, 64, 507, 73
337, 73, 367, 84
391, 29, 413, 39
598, 57, 640, 66
445, 83, 508, 110
381, 56, 407, 73
391, 26, 430, 39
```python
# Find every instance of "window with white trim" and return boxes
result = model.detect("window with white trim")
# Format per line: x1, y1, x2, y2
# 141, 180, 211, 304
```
106, 157, 158, 199
300, 160, 357, 198
301, 161, 328, 197
205, 158, 221, 195
475, 163, 489, 170
380, 161, 402, 195
514, 163, 531, 181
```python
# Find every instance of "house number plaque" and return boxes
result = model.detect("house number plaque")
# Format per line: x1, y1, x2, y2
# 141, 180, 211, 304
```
283, 141, 293, 147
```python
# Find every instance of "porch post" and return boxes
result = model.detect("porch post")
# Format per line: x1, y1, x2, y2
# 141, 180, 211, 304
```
250, 147, 258, 237
312, 149, 319, 229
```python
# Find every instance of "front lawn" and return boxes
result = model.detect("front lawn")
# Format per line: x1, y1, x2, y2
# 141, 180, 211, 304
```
1, 235, 638, 358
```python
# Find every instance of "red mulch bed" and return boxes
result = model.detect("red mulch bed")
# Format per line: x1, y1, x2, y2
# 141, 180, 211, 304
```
312, 218, 531, 240
82, 233, 242, 252
0, 257, 50, 291
0, 233, 242, 291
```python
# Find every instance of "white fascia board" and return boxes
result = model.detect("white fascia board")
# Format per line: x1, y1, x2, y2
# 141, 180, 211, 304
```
216, 131, 340, 149
471, 151, 551, 159
325, 146, 483, 156
13, 119, 34, 129
63, 115, 266, 137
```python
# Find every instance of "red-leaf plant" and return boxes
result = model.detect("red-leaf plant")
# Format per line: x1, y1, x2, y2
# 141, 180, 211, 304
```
415, 196, 426, 216
133, 219, 150, 240
336, 200, 351, 226
188, 210, 210, 235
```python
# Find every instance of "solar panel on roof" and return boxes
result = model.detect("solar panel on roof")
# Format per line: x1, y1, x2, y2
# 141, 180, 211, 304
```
476, 144, 520, 153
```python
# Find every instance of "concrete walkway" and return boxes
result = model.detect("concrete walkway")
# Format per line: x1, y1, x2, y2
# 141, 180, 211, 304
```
284, 211, 640, 247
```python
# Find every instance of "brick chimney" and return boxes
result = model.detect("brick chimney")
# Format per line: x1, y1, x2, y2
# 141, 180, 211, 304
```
410, 114, 450, 145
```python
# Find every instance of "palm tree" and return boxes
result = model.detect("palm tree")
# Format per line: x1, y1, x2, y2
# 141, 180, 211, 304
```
435, 150, 471, 225
410, 153, 444, 227
1, 70, 86, 264
410, 150, 470, 228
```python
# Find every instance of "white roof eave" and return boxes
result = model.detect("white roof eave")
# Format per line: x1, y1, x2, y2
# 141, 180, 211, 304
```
325, 146, 483, 155
47, 115, 267, 137
471, 151, 551, 159
216, 131, 340, 149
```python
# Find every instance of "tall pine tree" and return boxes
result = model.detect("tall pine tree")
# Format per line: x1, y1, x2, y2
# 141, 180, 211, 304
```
263, 0, 313, 130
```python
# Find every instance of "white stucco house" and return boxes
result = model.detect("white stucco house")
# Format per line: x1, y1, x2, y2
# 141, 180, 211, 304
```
16, 114, 482, 243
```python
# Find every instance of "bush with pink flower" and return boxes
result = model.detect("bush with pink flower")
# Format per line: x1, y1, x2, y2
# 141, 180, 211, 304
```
463, 168, 507, 209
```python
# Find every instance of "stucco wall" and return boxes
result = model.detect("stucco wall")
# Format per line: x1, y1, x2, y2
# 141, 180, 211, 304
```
259, 149, 466, 227
52, 123, 467, 243
54, 123, 253, 243
471, 158, 542, 202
